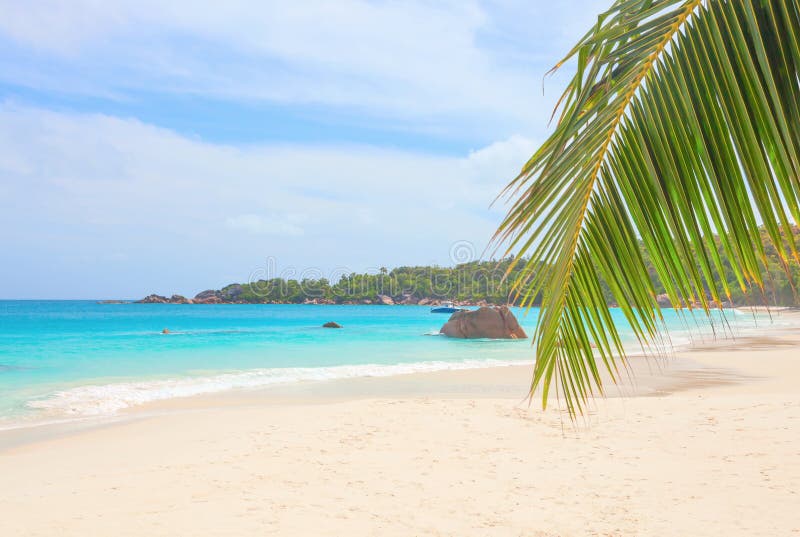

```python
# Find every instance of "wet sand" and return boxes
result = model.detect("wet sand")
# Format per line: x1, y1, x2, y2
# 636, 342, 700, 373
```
1, 328, 799, 536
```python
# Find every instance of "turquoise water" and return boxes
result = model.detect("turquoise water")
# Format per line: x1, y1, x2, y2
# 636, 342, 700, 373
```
0, 301, 784, 428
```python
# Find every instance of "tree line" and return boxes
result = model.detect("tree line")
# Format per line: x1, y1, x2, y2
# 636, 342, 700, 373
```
213, 228, 800, 306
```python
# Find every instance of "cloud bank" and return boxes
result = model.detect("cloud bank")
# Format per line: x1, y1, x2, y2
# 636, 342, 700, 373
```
0, 1, 606, 142
0, 1, 608, 298
0, 104, 535, 298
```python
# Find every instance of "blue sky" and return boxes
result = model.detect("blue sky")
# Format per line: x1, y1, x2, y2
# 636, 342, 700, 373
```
0, 0, 607, 299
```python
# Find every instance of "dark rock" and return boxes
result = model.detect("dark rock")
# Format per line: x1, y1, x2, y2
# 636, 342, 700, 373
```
138, 294, 170, 304
220, 284, 243, 300
323, 321, 342, 328
440, 306, 527, 339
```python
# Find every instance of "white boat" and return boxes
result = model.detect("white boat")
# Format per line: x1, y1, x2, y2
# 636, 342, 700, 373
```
430, 302, 466, 313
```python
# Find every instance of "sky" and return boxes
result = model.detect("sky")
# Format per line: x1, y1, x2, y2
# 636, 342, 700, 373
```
0, 0, 607, 299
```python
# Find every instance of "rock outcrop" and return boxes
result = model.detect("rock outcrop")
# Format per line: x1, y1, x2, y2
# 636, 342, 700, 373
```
655, 293, 673, 307
376, 294, 395, 305
193, 290, 223, 304
440, 306, 527, 339
220, 284, 243, 301
138, 294, 171, 304
322, 321, 342, 328
137, 294, 193, 304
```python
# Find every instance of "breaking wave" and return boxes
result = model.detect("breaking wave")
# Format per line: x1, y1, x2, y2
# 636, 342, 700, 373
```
25, 358, 532, 419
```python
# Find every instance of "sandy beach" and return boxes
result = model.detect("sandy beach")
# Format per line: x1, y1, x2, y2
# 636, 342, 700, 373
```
5, 0, 800, 534
1, 328, 799, 536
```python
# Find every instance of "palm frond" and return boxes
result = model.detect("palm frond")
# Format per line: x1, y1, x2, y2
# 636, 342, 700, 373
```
494, 0, 800, 416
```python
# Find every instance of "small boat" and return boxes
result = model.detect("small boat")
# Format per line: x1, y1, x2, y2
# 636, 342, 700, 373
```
430, 302, 466, 314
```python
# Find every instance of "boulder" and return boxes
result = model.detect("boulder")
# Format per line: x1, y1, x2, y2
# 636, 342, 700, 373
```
322, 321, 342, 328
376, 294, 395, 305
220, 284, 243, 301
170, 294, 192, 304
194, 289, 223, 304
440, 306, 527, 339
138, 294, 170, 304
418, 298, 432, 306
655, 293, 673, 307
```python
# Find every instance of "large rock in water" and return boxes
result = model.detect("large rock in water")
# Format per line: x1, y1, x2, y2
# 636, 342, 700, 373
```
440, 306, 527, 339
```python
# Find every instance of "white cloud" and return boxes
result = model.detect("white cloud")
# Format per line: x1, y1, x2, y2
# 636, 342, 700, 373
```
0, 1, 614, 299
0, 1, 607, 138
0, 103, 535, 297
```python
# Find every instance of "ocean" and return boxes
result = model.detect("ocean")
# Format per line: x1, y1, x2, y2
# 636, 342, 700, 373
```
0, 301, 787, 429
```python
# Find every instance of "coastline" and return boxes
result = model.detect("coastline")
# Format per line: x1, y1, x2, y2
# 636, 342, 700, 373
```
3, 305, 796, 435
2, 326, 799, 535
2, 309, 799, 438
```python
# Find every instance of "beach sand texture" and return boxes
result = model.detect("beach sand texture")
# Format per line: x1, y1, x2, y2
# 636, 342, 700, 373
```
1, 329, 799, 536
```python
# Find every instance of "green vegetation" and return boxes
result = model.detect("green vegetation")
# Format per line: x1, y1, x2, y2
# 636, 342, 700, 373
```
218, 258, 527, 304
210, 228, 800, 306
494, 0, 800, 415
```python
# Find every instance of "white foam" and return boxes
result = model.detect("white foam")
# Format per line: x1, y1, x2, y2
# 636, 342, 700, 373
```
25, 358, 531, 419
18, 313, 800, 427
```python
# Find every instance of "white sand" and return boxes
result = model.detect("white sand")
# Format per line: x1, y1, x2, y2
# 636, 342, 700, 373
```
1, 331, 799, 536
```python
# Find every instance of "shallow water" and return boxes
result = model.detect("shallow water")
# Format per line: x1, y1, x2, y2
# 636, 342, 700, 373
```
0, 301, 787, 427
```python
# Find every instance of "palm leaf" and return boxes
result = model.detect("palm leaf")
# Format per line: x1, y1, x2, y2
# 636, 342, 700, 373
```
493, 0, 800, 416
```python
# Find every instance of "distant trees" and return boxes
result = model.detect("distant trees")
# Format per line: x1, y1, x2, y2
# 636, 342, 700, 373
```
234, 258, 527, 304
216, 230, 800, 306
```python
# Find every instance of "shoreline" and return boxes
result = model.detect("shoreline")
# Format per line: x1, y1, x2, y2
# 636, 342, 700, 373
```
2, 322, 799, 449
3, 309, 800, 440
1, 329, 799, 535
